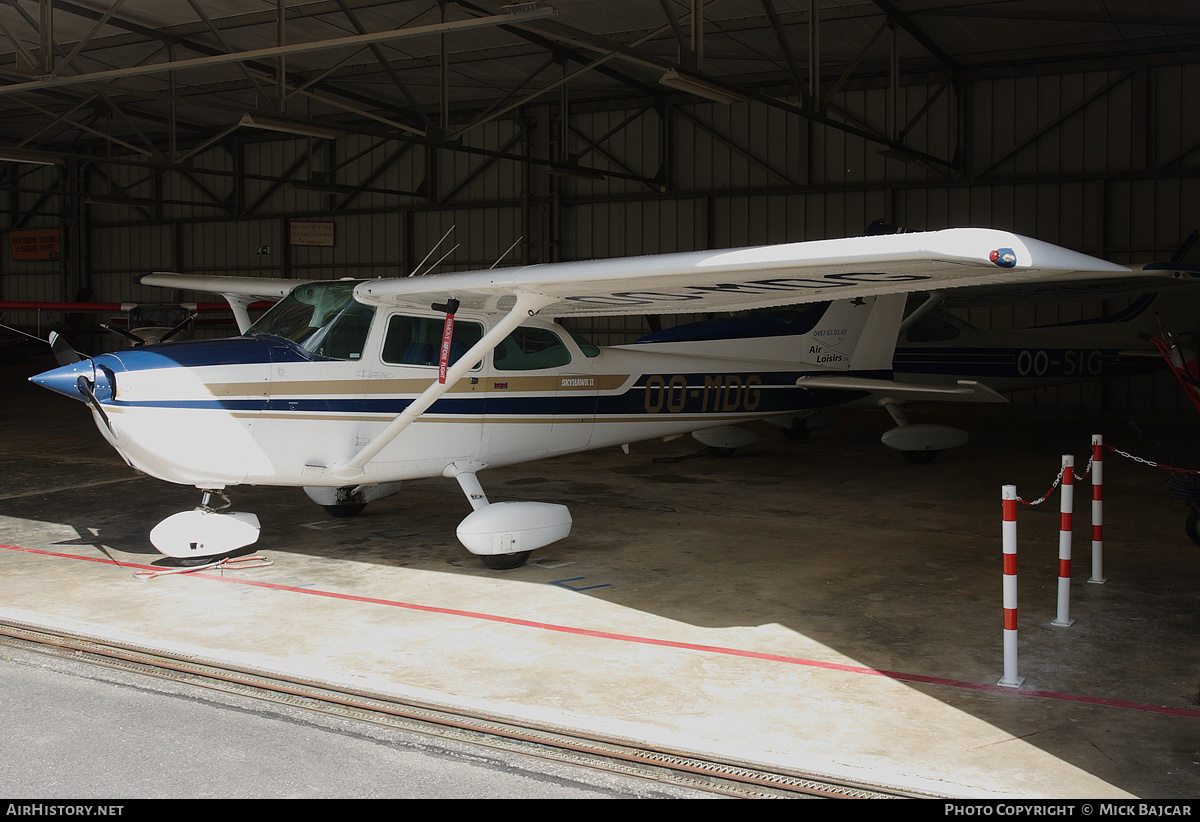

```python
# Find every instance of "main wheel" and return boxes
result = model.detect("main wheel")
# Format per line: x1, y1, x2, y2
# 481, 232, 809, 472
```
781, 419, 811, 440
323, 502, 367, 518
480, 551, 532, 570
1185, 506, 1200, 547
903, 450, 938, 465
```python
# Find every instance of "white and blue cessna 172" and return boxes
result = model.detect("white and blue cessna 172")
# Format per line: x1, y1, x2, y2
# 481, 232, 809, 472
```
30, 228, 1130, 569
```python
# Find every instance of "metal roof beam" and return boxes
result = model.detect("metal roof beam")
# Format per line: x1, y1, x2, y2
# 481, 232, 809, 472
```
869, 0, 960, 74
977, 70, 1135, 177
0, 5, 556, 96
759, 0, 808, 106
333, 0, 433, 132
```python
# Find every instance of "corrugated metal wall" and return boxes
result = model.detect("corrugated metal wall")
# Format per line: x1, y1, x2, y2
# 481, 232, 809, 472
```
4, 63, 1199, 409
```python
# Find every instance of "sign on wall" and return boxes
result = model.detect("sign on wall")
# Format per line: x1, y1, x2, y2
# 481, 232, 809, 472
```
11, 229, 60, 260
289, 220, 335, 247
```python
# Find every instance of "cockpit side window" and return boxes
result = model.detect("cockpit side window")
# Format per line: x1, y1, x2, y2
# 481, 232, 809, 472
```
247, 280, 375, 360
494, 327, 572, 371
381, 314, 483, 368
567, 329, 600, 358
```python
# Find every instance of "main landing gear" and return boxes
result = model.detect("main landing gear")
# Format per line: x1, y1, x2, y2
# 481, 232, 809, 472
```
303, 473, 571, 570
145, 476, 573, 572
324, 501, 367, 518
302, 482, 405, 518
446, 463, 572, 570
878, 399, 968, 464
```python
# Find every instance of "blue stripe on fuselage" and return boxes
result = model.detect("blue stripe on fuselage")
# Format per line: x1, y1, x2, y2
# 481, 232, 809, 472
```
103, 335, 315, 371
91, 361, 874, 418
77, 335, 881, 418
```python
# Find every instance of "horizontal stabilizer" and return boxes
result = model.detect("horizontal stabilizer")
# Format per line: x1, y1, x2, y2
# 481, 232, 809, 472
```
795, 376, 1007, 404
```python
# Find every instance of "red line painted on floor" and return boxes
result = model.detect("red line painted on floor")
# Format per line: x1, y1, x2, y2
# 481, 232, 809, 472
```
6, 544, 1199, 719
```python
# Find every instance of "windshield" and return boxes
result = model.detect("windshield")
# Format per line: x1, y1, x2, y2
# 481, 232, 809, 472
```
248, 280, 376, 360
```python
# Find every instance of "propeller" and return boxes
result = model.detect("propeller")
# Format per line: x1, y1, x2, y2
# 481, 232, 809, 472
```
48, 331, 86, 366
40, 333, 114, 437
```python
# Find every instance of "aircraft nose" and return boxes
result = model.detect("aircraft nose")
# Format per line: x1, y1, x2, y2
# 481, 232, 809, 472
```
29, 359, 96, 402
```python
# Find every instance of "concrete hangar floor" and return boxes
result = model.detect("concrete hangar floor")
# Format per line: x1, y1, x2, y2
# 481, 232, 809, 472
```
1, 360, 1198, 800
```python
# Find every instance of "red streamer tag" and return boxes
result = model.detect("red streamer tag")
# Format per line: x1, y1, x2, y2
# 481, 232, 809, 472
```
438, 313, 455, 384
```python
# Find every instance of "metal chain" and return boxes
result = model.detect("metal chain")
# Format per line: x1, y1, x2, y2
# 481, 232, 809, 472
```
1102, 443, 1200, 476
1074, 452, 1094, 482
1016, 452, 1095, 507
1017, 466, 1065, 506
1018, 442, 1198, 507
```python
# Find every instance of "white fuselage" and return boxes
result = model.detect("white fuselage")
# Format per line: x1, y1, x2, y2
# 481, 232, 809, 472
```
57, 310, 864, 492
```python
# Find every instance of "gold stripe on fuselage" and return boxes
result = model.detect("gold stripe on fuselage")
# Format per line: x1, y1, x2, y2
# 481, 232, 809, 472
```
203, 373, 632, 397
105, 404, 773, 427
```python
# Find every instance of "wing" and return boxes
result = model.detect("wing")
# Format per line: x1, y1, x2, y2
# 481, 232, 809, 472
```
135, 273, 300, 300
351, 228, 1131, 316
134, 230, 1129, 316
0, 300, 131, 312
0, 298, 272, 313
134, 273, 296, 333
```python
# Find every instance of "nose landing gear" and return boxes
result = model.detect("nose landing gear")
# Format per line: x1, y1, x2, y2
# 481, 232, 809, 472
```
149, 489, 261, 564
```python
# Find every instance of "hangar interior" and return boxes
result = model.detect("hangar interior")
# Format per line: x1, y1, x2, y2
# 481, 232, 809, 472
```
1, 0, 1200, 799
0, 0, 1197, 405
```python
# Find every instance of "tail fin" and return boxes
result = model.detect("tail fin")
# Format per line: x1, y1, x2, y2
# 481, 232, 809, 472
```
631, 293, 907, 372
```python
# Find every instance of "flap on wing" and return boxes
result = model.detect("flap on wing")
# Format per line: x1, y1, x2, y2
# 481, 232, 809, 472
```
936, 265, 1198, 309
796, 376, 1008, 404
353, 229, 1129, 318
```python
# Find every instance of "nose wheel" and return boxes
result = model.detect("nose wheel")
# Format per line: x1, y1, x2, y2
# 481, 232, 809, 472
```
149, 489, 261, 561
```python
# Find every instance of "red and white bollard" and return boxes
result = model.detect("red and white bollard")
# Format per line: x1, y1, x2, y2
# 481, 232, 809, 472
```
999, 485, 1024, 687
1052, 455, 1075, 627
1089, 434, 1106, 584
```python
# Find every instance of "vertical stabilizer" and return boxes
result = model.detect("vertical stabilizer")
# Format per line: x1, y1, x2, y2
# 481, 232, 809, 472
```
847, 293, 907, 371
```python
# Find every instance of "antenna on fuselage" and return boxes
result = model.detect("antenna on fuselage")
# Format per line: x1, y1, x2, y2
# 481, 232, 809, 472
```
409, 226, 456, 277
490, 236, 523, 269
419, 244, 460, 277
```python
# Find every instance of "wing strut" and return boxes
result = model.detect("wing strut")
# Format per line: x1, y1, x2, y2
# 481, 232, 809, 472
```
223, 294, 258, 334
331, 289, 554, 481
898, 291, 946, 333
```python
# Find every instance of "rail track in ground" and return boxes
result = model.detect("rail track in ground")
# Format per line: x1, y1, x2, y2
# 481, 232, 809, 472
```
0, 618, 929, 799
